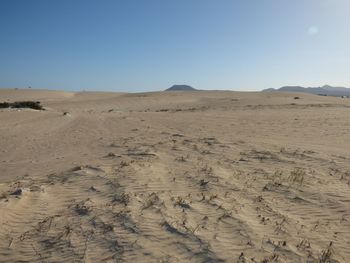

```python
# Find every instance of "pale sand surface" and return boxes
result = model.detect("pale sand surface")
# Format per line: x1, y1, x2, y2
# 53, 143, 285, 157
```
0, 88, 350, 262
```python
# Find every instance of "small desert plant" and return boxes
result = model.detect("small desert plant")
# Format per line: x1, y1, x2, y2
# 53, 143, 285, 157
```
237, 252, 246, 263
255, 195, 264, 202
272, 169, 284, 184
74, 203, 90, 215
183, 223, 200, 234
63, 224, 72, 237
297, 238, 311, 250
319, 242, 334, 263
288, 167, 306, 186
100, 222, 114, 233
112, 193, 130, 206
10, 188, 22, 196
106, 152, 117, 158
142, 192, 161, 210
120, 161, 129, 167
173, 196, 191, 209
209, 194, 217, 201
199, 179, 209, 187
340, 170, 350, 182
175, 156, 186, 162
274, 217, 287, 234
200, 165, 213, 175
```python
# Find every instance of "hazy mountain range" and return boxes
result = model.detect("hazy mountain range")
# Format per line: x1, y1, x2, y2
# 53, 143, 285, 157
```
263, 85, 350, 96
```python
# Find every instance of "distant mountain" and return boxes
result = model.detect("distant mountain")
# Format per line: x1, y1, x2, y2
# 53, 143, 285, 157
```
262, 85, 350, 97
165, 85, 196, 91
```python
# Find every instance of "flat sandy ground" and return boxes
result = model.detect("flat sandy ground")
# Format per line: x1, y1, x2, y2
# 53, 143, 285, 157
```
0, 89, 350, 262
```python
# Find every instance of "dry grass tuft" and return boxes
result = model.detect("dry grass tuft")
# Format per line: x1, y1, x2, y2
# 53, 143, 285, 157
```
319, 241, 334, 263
288, 168, 306, 186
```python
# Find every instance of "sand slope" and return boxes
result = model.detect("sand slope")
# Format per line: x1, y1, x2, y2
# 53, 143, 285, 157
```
1, 89, 350, 262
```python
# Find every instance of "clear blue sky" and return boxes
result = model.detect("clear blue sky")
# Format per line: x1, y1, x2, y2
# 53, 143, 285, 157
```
0, 0, 349, 92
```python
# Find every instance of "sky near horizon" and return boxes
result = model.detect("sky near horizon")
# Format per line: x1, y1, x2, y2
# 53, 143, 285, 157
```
0, 0, 349, 92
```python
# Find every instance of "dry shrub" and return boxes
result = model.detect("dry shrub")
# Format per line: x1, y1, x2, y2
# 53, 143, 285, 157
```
0, 101, 43, 110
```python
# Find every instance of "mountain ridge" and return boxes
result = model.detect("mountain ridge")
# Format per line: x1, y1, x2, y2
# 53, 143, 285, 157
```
263, 85, 350, 96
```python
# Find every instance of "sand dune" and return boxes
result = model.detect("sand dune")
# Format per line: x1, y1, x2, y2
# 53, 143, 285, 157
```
1, 89, 350, 262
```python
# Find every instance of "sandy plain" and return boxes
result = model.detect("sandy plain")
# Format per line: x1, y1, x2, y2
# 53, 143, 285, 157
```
0, 88, 350, 262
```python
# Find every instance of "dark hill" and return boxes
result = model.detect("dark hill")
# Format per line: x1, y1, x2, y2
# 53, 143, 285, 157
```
165, 85, 196, 91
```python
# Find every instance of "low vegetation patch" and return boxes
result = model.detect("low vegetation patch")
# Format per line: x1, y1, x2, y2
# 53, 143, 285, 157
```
0, 101, 44, 110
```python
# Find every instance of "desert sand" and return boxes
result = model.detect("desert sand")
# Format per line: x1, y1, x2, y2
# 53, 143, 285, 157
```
0, 88, 350, 262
